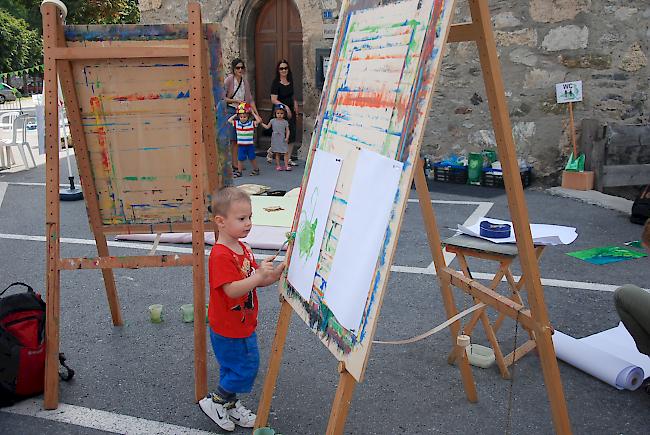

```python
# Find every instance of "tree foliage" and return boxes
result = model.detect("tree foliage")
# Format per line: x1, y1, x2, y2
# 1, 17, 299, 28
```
0, 9, 42, 72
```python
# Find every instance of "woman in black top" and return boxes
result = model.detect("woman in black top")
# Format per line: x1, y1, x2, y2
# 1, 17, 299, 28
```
270, 59, 299, 165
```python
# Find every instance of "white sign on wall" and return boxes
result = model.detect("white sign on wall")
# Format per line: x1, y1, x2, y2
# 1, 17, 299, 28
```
555, 80, 583, 104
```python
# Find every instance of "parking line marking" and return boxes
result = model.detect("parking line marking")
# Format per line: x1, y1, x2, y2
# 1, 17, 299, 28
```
0, 232, 639, 293
0, 182, 7, 209
2, 399, 218, 435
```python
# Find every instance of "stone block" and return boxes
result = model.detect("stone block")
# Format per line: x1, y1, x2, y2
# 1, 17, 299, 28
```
530, 0, 591, 23
495, 29, 537, 47
542, 26, 589, 51
524, 69, 566, 90
493, 12, 522, 29
559, 53, 611, 69
509, 48, 538, 66
619, 42, 648, 72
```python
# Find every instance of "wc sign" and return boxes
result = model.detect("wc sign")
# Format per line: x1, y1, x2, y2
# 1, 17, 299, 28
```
555, 80, 583, 104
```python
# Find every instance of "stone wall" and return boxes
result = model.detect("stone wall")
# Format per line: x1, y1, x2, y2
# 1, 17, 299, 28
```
140, 0, 649, 181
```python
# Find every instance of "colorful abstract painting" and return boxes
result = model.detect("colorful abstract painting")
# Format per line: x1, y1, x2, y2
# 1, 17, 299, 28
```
567, 246, 647, 265
280, 0, 456, 381
64, 24, 226, 226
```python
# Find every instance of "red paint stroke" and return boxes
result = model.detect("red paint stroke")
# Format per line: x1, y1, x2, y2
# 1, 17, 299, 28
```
89, 96, 110, 171
350, 54, 407, 61
112, 93, 162, 102
335, 91, 406, 113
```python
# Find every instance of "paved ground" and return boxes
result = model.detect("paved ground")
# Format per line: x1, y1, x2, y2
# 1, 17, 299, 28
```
1, 155, 649, 434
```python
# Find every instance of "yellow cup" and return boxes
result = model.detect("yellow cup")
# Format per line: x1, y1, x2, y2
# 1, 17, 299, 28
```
181, 304, 194, 323
148, 304, 163, 323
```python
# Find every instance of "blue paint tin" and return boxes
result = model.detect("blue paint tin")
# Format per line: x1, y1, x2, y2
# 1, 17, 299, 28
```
479, 221, 511, 238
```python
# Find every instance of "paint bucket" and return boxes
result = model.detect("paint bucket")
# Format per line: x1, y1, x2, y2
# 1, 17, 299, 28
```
253, 428, 275, 435
180, 304, 194, 323
148, 304, 163, 323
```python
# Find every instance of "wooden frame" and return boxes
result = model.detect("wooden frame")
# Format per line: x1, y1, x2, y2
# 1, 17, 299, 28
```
255, 1, 573, 434
581, 119, 650, 191
41, 1, 216, 409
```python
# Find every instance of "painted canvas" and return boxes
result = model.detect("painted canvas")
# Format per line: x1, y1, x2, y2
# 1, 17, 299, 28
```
280, 0, 456, 381
64, 24, 226, 227
287, 149, 342, 300
566, 246, 647, 265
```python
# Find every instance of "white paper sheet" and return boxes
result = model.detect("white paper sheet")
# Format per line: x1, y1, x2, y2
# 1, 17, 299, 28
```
287, 150, 343, 300
553, 327, 647, 391
458, 217, 578, 245
323, 149, 403, 331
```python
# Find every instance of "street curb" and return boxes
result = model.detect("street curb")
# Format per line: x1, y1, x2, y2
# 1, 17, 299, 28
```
546, 187, 632, 215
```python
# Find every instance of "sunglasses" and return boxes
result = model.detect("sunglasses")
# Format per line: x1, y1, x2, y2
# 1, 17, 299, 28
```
278, 66, 289, 70
235, 65, 245, 70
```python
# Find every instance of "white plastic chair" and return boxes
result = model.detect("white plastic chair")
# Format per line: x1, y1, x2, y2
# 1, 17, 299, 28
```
0, 111, 20, 130
1, 114, 36, 169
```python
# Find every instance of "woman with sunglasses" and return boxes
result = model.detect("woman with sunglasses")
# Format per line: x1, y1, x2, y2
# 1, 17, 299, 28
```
224, 59, 260, 174
269, 60, 299, 166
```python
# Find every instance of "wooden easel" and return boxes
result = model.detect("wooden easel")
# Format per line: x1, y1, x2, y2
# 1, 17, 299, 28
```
255, 0, 572, 433
41, 1, 217, 409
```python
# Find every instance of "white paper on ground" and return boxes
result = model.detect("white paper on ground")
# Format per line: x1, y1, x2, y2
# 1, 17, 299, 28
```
553, 328, 646, 390
581, 322, 650, 380
323, 149, 403, 331
458, 217, 578, 245
287, 150, 343, 300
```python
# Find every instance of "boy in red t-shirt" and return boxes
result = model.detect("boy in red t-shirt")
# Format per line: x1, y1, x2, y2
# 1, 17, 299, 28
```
199, 187, 285, 432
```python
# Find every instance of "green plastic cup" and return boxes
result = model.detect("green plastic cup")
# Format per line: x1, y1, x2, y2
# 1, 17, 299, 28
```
148, 304, 163, 323
180, 304, 194, 323
253, 428, 275, 435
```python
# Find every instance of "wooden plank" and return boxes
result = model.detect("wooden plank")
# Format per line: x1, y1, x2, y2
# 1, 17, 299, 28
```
504, 339, 537, 367
41, 1, 62, 411
254, 299, 293, 429
200, 38, 220, 194
468, 1, 572, 432
59, 254, 193, 270
188, 2, 208, 402
56, 25, 124, 328
580, 118, 602, 173
447, 22, 480, 43
326, 364, 357, 435
50, 46, 189, 60
414, 161, 478, 402
602, 164, 650, 187
447, 269, 536, 332
101, 221, 216, 235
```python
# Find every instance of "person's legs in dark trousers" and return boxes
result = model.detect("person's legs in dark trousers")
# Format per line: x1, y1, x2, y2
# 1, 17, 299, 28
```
614, 284, 650, 356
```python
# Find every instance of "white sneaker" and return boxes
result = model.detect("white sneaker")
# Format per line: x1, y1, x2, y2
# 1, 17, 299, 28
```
199, 395, 235, 432
226, 400, 256, 428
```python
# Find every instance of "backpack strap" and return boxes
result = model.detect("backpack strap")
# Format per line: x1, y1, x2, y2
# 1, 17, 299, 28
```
0, 282, 34, 297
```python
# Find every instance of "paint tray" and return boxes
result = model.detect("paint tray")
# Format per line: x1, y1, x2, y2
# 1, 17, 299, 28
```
466, 344, 495, 368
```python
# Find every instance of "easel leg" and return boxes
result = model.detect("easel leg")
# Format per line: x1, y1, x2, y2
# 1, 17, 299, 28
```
413, 160, 477, 402
326, 364, 357, 435
42, 2, 61, 410
255, 298, 293, 429
94, 235, 123, 326
469, 0, 571, 431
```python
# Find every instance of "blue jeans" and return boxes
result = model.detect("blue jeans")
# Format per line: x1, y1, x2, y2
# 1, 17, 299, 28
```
210, 329, 260, 393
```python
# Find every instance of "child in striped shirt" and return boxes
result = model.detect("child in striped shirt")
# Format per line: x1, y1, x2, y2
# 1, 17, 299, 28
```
228, 103, 261, 177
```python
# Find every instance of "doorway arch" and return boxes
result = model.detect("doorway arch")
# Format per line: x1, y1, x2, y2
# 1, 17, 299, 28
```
253, 0, 303, 142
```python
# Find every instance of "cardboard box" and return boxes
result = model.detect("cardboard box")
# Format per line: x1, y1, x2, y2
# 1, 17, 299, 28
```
561, 170, 594, 191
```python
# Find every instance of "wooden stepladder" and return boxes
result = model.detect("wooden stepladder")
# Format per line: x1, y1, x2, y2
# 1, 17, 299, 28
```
255, 0, 572, 434
40, 1, 219, 409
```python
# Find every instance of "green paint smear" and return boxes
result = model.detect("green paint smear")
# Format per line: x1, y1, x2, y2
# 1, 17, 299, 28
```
298, 217, 318, 259
123, 176, 157, 181
175, 174, 192, 181
123, 176, 138, 181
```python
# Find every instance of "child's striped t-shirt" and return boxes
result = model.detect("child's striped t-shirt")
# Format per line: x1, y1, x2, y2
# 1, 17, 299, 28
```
235, 119, 255, 145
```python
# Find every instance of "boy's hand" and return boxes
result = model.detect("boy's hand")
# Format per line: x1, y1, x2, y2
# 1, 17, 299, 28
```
257, 259, 286, 286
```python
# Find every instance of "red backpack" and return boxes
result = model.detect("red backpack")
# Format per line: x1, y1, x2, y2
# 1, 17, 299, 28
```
0, 282, 73, 406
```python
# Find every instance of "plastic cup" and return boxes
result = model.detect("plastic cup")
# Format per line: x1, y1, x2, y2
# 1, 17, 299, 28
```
253, 428, 275, 435
148, 304, 163, 323
181, 304, 194, 323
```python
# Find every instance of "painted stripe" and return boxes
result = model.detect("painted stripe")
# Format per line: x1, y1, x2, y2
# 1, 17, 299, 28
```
5, 181, 68, 187
2, 399, 217, 435
0, 232, 638, 293
0, 182, 7, 208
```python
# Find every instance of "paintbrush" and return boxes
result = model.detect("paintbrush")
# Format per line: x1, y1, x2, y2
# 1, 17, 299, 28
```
270, 231, 296, 261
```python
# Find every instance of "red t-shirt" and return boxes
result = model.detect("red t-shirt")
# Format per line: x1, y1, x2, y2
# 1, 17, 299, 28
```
208, 242, 259, 338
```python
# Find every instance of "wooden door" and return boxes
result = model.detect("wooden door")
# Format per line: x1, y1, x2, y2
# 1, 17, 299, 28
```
255, 0, 303, 139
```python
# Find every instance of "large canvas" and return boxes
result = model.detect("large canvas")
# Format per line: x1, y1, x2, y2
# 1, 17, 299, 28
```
280, 0, 456, 381
64, 24, 226, 226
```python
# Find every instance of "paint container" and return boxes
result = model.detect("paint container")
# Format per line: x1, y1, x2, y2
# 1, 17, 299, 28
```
180, 304, 194, 323
466, 344, 495, 368
479, 220, 511, 239
253, 428, 275, 435
148, 304, 163, 323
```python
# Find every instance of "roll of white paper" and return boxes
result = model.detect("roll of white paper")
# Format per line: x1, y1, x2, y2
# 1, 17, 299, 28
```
553, 330, 644, 391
